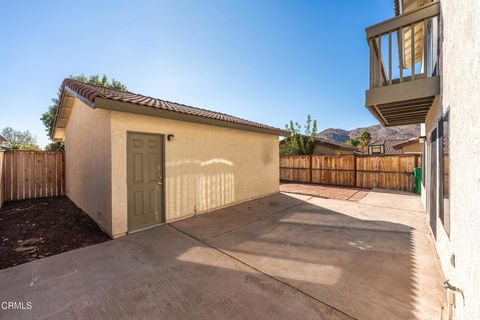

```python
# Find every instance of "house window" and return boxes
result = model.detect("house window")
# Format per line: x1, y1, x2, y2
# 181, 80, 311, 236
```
370, 146, 382, 154
439, 112, 450, 236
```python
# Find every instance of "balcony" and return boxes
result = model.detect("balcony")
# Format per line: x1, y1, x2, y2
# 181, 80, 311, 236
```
365, 1, 440, 127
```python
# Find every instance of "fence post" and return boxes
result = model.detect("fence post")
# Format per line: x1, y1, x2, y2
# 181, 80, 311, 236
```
309, 155, 312, 183
62, 151, 66, 195
353, 154, 357, 187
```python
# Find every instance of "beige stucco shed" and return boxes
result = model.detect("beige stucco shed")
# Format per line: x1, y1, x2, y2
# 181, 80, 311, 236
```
53, 79, 289, 238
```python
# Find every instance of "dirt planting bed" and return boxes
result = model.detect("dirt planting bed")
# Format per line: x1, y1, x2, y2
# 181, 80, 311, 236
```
0, 196, 110, 270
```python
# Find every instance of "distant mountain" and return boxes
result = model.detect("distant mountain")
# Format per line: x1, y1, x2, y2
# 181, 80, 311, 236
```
317, 124, 421, 144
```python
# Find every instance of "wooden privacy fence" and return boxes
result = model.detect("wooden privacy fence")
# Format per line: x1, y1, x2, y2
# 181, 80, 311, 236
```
0, 151, 65, 204
280, 154, 421, 192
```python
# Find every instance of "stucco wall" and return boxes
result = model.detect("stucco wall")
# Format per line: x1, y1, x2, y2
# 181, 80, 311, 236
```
64, 99, 113, 235
424, 0, 480, 318
110, 111, 280, 237
401, 141, 421, 153
313, 144, 354, 155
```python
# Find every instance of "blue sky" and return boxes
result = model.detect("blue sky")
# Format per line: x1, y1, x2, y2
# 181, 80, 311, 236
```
0, 0, 394, 147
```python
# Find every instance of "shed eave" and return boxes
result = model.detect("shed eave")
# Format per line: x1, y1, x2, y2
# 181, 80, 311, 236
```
94, 97, 290, 137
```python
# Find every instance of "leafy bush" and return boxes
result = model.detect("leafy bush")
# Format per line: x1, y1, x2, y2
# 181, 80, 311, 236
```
280, 115, 318, 156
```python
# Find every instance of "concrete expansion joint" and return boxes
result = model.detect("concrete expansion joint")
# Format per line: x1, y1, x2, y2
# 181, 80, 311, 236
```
168, 222, 357, 320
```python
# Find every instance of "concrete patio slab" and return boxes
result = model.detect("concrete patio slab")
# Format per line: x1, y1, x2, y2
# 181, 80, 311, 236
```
0, 221, 349, 320
174, 192, 445, 320
0, 190, 444, 320
171, 192, 311, 241
359, 188, 424, 212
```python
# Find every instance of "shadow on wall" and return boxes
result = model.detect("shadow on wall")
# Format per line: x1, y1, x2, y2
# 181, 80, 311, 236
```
172, 193, 438, 320
166, 158, 235, 217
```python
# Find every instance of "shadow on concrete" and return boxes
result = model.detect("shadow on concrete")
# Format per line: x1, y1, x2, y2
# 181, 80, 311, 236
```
173, 192, 442, 320
0, 192, 443, 320
0, 221, 350, 320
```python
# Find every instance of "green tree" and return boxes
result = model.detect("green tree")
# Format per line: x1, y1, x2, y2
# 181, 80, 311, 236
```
345, 138, 360, 147
41, 74, 128, 141
359, 130, 372, 148
1, 127, 39, 150
280, 115, 318, 156
346, 130, 372, 152
45, 142, 65, 151
357, 130, 372, 152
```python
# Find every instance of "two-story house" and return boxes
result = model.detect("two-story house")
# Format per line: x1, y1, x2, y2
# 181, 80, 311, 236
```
365, 0, 479, 318
368, 138, 422, 155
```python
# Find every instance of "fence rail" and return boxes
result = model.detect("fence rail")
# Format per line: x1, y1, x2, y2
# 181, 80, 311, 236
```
0, 151, 65, 205
280, 154, 421, 192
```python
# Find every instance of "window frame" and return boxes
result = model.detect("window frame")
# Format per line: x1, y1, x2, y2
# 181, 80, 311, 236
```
370, 145, 383, 154
438, 111, 450, 237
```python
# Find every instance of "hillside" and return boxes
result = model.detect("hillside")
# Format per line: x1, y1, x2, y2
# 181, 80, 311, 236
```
317, 124, 421, 144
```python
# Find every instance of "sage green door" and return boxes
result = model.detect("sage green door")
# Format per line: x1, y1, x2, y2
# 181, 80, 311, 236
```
127, 133, 164, 232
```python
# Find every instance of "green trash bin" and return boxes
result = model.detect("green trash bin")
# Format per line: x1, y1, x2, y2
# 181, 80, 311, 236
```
414, 167, 422, 195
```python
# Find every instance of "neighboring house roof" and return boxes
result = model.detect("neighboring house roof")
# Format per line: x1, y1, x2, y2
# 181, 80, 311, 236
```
53, 79, 289, 140
314, 138, 359, 151
0, 134, 5, 143
280, 136, 359, 151
392, 137, 421, 150
369, 139, 410, 154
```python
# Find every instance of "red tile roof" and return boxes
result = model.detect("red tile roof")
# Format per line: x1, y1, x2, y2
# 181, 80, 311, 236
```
59, 78, 289, 136
394, 0, 400, 15
314, 138, 359, 151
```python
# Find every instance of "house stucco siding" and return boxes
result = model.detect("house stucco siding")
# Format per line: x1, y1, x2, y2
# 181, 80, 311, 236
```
400, 142, 421, 153
312, 144, 354, 155
110, 111, 279, 237
423, 0, 480, 318
64, 99, 113, 235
